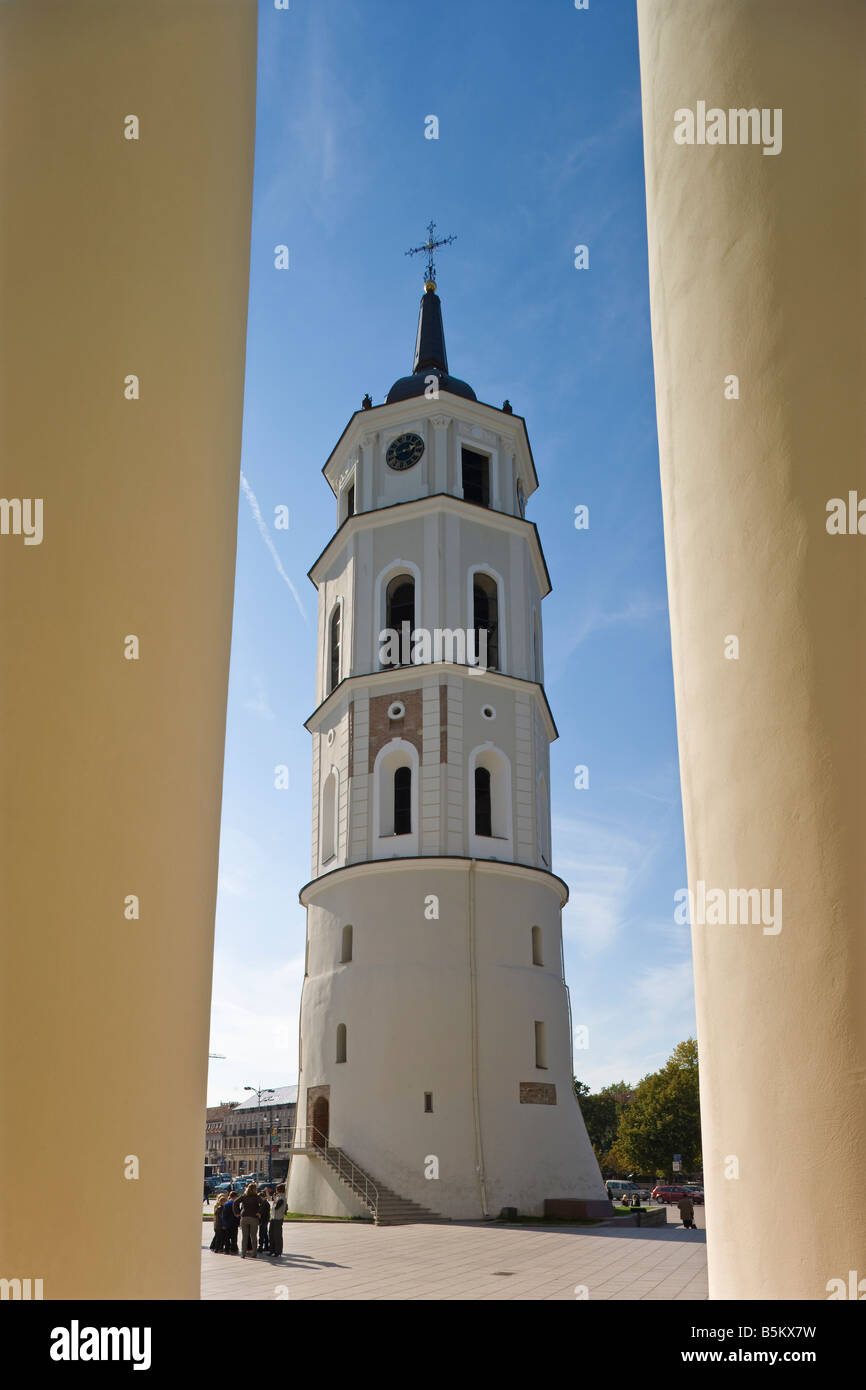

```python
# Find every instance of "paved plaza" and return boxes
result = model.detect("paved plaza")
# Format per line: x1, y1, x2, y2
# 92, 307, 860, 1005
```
200, 1215, 708, 1301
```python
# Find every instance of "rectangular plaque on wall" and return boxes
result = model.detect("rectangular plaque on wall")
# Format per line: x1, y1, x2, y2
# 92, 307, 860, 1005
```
519, 1082, 557, 1105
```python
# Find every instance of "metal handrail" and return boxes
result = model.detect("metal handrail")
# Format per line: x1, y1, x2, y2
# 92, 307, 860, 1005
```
291, 1127, 379, 1214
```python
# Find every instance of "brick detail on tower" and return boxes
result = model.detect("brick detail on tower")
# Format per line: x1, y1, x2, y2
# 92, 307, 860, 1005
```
367, 688, 423, 771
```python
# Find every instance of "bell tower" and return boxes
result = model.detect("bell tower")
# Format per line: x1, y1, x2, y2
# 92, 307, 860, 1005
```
288, 245, 610, 1221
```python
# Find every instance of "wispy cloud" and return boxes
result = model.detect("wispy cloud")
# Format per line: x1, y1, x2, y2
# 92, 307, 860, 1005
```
217, 826, 270, 901
244, 673, 276, 722
543, 94, 643, 194
254, 8, 365, 230
240, 472, 307, 622
564, 591, 668, 657
556, 813, 645, 957
208, 951, 305, 1102
573, 959, 697, 1091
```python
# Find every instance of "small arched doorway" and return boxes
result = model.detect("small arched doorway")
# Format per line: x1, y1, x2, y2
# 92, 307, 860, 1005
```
312, 1095, 329, 1147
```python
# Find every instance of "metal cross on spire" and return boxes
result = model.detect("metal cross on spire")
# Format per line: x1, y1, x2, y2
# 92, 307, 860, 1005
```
405, 220, 457, 290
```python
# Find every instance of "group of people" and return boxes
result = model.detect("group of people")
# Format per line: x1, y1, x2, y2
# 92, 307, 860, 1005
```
209, 1182, 287, 1259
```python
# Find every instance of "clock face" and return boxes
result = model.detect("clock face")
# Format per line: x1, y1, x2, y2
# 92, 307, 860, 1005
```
386, 432, 425, 471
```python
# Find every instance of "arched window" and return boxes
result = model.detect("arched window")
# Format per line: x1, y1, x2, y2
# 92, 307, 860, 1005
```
473, 572, 499, 670
394, 765, 412, 836
386, 574, 415, 637
532, 612, 540, 681
341, 924, 353, 963
377, 561, 420, 670
474, 766, 492, 837
531, 926, 543, 966
336, 1023, 347, 1064
469, 745, 513, 859
373, 739, 419, 857
328, 602, 342, 693
321, 768, 338, 863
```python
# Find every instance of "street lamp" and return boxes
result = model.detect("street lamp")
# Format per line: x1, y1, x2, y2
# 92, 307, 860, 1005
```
244, 1086, 276, 1181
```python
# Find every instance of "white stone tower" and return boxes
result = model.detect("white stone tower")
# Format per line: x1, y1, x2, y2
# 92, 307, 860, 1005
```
288, 251, 610, 1221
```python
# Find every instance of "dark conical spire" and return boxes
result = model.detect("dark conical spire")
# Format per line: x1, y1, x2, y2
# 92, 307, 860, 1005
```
413, 285, 448, 374
386, 283, 476, 405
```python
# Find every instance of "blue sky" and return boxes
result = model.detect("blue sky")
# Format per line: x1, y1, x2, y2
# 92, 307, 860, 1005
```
207, 0, 694, 1105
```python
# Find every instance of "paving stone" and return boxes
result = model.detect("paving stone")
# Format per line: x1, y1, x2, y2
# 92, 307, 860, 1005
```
200, 1219, 708, 1301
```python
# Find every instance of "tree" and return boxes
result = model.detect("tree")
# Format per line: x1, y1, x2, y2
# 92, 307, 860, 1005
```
612, 1038, 701, 1177
574, 1078, 635, 1174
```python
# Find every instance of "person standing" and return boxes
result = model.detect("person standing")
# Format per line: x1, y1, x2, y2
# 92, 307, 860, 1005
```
237, 1182, 262, 1259
677, 1192, 695, 1229
269, 1184, 287, 1259
211, 1193, 226, 1252
221, 1189, 240, 1254
258, 1190, 271, 1252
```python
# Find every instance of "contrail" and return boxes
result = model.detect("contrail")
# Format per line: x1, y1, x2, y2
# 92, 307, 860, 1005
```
240, 472, 307, 623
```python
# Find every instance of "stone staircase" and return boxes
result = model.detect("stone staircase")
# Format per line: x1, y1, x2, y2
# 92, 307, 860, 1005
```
294, 1128, 446, 1226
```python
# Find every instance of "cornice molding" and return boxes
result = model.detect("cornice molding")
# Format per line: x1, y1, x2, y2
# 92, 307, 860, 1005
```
308, 492, 553, 599
304, 660, 559, 743
300, 854, 569, 908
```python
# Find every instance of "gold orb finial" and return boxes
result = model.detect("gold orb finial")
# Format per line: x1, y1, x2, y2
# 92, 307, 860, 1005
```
425, 279, 437, 293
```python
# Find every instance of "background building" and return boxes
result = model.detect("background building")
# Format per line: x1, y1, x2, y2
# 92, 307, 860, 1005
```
207, 1087, 297, 1181
204, 1102, 238, 1175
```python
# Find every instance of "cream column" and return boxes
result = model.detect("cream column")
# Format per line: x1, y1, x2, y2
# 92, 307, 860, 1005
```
0, 0, 257, 1298
636, 0, 865, 1299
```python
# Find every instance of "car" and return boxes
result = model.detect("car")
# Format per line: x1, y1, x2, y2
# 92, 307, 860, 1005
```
606, 1180, 643, 1203
652, 1184, 705, 1205
607, 1181, 655, 1206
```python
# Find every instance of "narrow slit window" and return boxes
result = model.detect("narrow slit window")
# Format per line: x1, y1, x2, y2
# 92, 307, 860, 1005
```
328, 603, 341, 693
393, 765, 412, 836
475, 766, 492, 837
534, 1020, 547, 1069
424, 1092, 433, 1113
531, 926, 543, 966
473, 573, 499, 670
341, 924, 353, 963
336, 1023, 347, 1064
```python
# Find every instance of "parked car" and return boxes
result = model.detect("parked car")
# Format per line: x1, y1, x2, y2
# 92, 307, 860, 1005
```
606, 1181, 644, 1204
652, 1184, 705, 1205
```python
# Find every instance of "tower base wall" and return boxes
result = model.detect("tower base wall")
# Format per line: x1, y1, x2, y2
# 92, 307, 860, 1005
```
288, 859, 610, 1221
